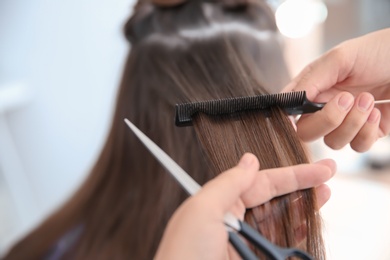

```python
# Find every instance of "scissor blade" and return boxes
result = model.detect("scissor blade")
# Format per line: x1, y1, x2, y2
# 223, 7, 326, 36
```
125, 118, 240, 230
124, 118, 201, 195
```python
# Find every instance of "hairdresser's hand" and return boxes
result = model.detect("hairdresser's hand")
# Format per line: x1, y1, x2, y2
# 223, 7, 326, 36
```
284, 28, 390, 152
155, 153, 336, 260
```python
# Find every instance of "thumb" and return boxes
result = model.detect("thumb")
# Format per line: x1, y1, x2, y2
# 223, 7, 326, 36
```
196, 153, 259, 214
283, 50, 350, 100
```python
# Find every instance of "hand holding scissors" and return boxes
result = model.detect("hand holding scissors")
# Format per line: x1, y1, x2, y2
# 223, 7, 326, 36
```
125, 119, 336, 259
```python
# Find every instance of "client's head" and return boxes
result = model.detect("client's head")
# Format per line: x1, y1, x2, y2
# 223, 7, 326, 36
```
4, 1, 324, 259
115, 0, 324, 258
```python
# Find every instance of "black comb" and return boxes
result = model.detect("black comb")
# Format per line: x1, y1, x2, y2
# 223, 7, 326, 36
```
175, 91, 325, 127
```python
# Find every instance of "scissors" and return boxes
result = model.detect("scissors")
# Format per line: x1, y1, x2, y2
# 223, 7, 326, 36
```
124, 118, 313, 260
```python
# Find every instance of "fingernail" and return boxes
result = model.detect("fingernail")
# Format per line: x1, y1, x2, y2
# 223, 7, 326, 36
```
367, 109, 380, 124
338, 93, 354, 111
358, 94, 374, 112
238, 153, 256, 169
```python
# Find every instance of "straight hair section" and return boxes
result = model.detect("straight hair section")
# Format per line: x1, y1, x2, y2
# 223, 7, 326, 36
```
193, 109, 324, 258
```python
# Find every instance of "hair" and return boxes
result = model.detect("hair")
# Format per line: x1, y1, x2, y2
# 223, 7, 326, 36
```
4, 1, 325, 259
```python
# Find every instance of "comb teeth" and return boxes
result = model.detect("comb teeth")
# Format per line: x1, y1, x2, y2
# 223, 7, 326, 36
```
175, 91, 307, 127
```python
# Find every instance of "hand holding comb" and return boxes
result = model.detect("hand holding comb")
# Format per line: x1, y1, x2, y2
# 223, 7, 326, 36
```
175, 91, 390, 127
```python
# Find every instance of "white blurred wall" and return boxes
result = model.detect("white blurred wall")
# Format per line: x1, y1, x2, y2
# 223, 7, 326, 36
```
0, 0, 135, 251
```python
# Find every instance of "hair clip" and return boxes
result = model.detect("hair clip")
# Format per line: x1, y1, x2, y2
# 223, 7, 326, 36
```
151, 0, 253, 8
152, 0, 187, 7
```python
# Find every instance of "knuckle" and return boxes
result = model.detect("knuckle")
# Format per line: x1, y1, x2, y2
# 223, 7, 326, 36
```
351, 143, 370, 153
351, 136, 375, 153
296, 130, 312, 142
187, 196, 206, 210
348, 118, 363, 129
350, 123, 379, 152
321, 109, 342, 128
328, 46, 347, 65
324, 136, 345, 150
264, 173, 277, 198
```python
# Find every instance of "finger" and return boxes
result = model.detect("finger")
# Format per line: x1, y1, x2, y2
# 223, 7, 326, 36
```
283, 49, 353, 100
379, 104, 390, 137
296, 92, 354, 142
283, 65, 312, 92
272, 183, 332, 245
194, 153, 260, 217
242, 159, 336, 208
350, 108, 381, 152
289, 184, 331, 220
228, 200, 246, 221
290, 183, 331, 244
324, 92, 375, 150
315, 184, 331, 210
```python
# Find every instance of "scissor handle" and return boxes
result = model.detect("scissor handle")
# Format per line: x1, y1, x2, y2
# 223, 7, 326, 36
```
238, 221, 314, 260
228, 231, 258, 260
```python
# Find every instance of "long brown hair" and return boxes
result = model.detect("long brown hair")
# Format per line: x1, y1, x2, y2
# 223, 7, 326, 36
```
4, 1, 324, 259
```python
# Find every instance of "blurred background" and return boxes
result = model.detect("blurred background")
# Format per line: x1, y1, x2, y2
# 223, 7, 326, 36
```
0, 0, 389, 259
